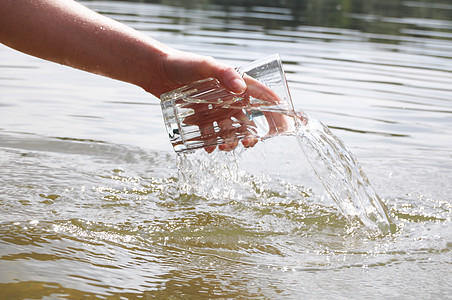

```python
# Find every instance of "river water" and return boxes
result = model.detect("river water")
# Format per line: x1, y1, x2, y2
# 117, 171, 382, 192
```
1, 0, 451, 298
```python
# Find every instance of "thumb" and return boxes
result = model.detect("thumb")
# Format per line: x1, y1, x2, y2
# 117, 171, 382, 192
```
215, 65, 247, 94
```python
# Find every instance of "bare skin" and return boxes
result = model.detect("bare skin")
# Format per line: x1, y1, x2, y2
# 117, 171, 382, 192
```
0, 0, 291, 152
0, 0, 246, 97
180, 76, 292, 153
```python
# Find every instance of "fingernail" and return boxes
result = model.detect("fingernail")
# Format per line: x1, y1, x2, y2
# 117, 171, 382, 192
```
219, 144, 228, 151
204, 146, 216, 153
229, 78, 246, 94
242, 137, 258, 148
219, 142, 236, 152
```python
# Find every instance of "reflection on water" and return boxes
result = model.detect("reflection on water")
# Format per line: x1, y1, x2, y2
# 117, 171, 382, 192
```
1, 0, 451, 298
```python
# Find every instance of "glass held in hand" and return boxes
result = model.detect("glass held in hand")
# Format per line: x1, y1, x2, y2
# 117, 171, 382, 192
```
160, 54, 306, 153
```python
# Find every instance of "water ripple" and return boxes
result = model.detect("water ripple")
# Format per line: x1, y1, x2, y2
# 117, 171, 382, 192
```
1, 0, 451, 297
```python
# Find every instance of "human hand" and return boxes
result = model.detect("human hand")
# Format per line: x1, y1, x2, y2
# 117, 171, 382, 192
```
179, 75, 293, 153
146, 48, 247, 97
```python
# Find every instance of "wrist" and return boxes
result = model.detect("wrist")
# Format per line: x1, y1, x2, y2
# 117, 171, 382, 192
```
130, 36, 174, 98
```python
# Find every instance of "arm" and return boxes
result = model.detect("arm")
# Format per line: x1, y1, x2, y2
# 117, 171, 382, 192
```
0, 0, 246, 97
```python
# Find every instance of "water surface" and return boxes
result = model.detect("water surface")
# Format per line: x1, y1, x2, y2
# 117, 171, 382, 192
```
1, 0, 451, 298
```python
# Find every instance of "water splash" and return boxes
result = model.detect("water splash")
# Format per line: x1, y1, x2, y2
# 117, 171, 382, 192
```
176, 111, 395, 235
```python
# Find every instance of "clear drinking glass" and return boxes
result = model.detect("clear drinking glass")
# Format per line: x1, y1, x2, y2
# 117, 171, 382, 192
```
160, 54, 305, 153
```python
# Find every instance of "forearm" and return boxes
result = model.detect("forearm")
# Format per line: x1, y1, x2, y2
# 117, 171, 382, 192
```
0, 0, 168, 92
